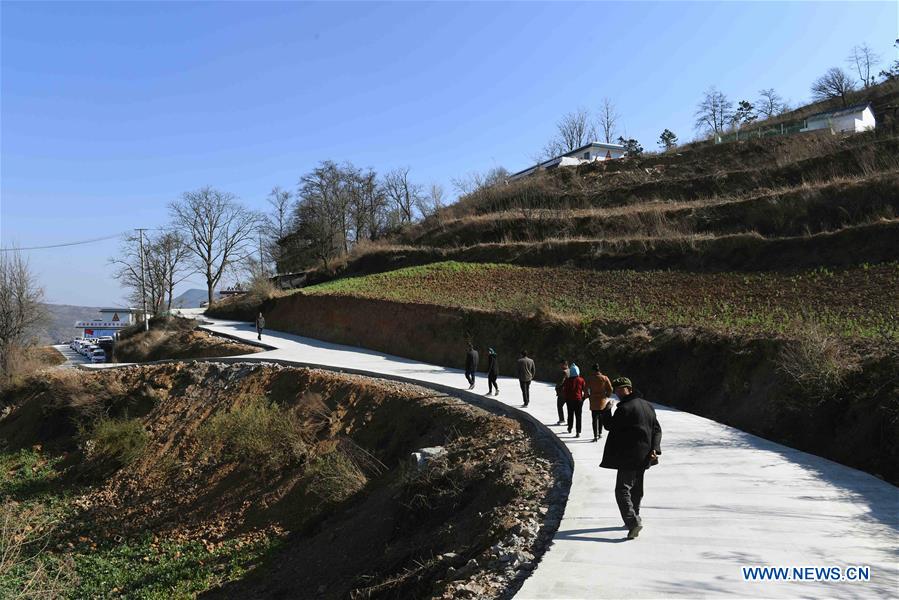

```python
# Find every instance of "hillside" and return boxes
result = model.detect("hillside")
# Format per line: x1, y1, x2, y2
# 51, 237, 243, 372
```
37, 303, 102, 344
0, 362, 565, 598
218, 82, 899, 484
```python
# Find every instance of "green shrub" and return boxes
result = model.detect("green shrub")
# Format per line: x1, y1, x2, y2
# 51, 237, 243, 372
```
306, 448, 367, 503
85, 417, 148, 467
197, 396, 307, 470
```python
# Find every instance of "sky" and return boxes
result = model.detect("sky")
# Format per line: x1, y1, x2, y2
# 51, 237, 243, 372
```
2, 1, 897, 306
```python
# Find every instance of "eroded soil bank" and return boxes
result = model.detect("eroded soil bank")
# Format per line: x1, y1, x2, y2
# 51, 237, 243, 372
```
112, 316, 261, 362
0, 362, 569, 599
258, 293, 899, 485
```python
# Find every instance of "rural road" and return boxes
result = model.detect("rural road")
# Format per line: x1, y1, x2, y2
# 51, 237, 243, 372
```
177, 311, 898, 598
52, 343, 89, 368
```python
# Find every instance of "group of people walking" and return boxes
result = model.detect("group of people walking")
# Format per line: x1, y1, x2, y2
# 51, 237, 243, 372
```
463, 344, 662, 540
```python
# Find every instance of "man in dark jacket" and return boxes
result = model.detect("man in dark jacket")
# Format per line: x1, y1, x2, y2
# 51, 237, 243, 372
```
464, 344, 479, 390
255, 312, 265, 341
600, 377, 662, 540
554, 360, 569, 425
516, 350, 536, 407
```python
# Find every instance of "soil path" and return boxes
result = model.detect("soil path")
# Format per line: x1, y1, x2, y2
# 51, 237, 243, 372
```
177, 310, 898, 599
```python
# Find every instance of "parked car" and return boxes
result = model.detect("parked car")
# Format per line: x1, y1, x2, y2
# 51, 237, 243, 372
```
89, 349, 107, 363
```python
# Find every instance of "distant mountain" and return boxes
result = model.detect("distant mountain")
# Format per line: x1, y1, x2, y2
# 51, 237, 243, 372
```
171, 288, 220, 309
37, 303, 102, 344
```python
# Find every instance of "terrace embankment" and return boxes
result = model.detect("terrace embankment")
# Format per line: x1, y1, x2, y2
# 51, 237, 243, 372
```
0, 362, 567, 598
257, 278, 899, 485
113, 315, 261, 362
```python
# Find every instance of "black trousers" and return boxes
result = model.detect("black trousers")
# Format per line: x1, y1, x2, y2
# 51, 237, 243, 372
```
519, 380, 531, 405
615, 469, 646, 528
465, 370, 475, 386
566, 399, 584, 433
556, 395, 567, 422
591, 409, 603, 439
488, 372, 498, 394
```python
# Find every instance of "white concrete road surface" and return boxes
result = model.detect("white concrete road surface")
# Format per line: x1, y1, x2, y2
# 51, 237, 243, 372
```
52, 344, 89, 368
181, 311, 898, 599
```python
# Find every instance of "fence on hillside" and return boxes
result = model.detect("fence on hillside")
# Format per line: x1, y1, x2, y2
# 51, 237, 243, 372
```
714, 121, 805, 144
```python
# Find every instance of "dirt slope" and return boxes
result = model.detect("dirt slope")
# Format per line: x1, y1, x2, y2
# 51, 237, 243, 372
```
0, 362, 569, 599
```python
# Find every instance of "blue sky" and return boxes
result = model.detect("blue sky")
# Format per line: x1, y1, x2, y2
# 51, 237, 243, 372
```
2, 1, 896, 306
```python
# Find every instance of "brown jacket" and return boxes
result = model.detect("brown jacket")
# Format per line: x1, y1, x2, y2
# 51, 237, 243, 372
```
586, 373, 612, 410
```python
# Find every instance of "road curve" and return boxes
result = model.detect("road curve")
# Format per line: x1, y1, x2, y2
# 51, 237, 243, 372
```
179, 311, 898, 598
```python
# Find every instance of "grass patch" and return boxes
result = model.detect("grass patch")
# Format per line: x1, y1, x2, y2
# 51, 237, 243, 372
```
303, 261, 899, 340
196, 396, 308, 470
0, 448, 282, 599
82, 417, 149, 468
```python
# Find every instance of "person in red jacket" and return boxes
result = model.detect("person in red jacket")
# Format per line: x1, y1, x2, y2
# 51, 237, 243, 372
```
562, 366, 587, 437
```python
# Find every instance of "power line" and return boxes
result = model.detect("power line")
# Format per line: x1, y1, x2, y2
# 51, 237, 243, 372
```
0, 231, 137, 252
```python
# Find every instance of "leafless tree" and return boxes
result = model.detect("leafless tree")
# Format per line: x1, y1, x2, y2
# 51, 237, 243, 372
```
383, 167, 421, 224
694, 87, 734, 135
293, 162, 348, 270
170, 187, 260, 306
597, 97, 619, 143
756, 88, 789, 119
541, 107, 597, 159
810, 68, 857, 107
111, 230, 192, 314
0, 249, 46, 377
846, 44, 880, 87
451, 166, 509, 196
416, 183, 446, 224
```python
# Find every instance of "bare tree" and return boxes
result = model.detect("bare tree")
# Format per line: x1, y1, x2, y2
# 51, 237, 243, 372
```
260, 186, 292, 273
541, 107, 596, 158
694, 87, 734, 135
810, 68, 857, 107
451, 166, 509, 196
293, 162, 348, 270
416, 183, 446, 224
0, 249, 46, 378
847, 44, 881, 87
111, 230, 192, 314
383, 167, 421, 224
170, 187, 260, 306
756, 88, 789, 119
597, 97, 619, 143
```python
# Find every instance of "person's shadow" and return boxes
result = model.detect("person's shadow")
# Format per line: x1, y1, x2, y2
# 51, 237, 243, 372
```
553, 527, 631, 543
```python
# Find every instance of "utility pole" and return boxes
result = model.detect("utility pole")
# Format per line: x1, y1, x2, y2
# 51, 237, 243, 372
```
136, 228, 149, 331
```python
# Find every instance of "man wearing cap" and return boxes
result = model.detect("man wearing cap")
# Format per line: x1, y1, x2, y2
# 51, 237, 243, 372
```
600, 376, 662, 540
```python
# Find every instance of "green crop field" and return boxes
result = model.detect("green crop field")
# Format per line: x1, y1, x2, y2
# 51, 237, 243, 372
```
303, 261, 899, 340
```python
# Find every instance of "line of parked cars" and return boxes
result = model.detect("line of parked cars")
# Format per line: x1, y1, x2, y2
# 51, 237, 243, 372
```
70, 337, 112, 363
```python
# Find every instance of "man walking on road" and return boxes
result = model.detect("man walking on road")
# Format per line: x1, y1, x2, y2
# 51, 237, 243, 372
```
600, 377, 662, 540
256, 312, 265, 341
486, 348, 499, 396
516, 350, 536, 407
555, 360, 569, 425
586, 364, 613, 442
465, 343, 479, 390
562, 364, 586, 437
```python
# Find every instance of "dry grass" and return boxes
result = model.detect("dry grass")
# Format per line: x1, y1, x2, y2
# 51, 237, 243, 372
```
0, 503, 75, 599
196, 395, 309, 471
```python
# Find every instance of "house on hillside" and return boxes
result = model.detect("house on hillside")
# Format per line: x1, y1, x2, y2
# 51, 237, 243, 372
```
509, 141, 626, 181
800, 103, 875, 134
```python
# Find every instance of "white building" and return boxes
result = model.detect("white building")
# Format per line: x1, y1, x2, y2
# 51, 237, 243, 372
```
509, 141, 626, 181
800, 103, 875, 134
75, 307, 138, 338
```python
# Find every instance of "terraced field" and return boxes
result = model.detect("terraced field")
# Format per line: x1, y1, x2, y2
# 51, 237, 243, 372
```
303, 261, 899, 339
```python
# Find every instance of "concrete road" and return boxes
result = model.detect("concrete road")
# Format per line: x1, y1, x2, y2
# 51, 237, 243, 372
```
52, 344, 89, 368
186, 312, 898, 598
